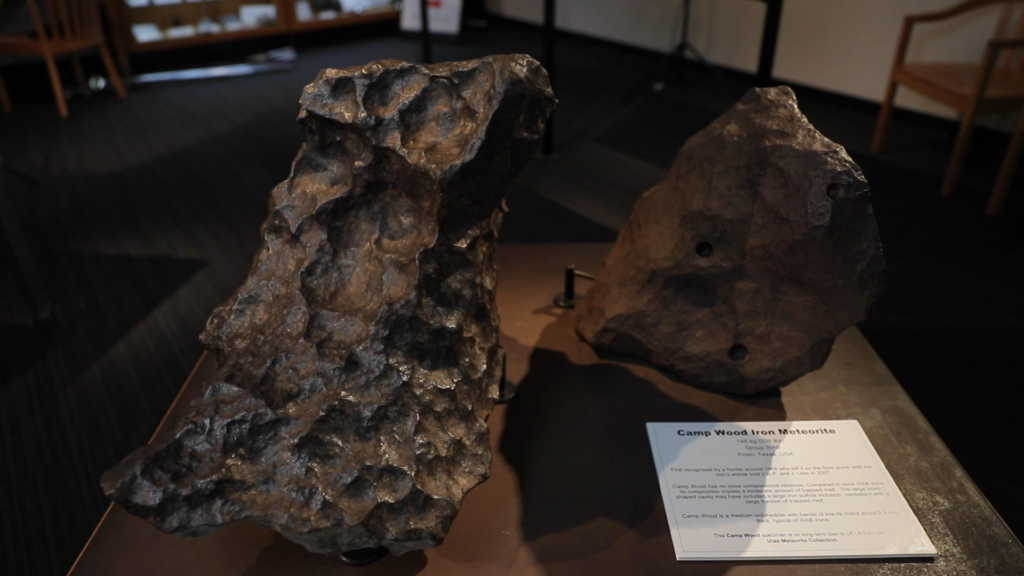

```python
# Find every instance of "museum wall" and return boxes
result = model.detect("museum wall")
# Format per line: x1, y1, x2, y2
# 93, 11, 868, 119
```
486, 0, 1010, 124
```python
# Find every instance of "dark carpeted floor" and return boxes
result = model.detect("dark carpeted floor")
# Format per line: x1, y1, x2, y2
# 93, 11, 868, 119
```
0, 18, 1021, 576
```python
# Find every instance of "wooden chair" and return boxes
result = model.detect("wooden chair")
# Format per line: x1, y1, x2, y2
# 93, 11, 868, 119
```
0, 74, 11, 112
0, 0, 126, 118
872, 0, 1024, 215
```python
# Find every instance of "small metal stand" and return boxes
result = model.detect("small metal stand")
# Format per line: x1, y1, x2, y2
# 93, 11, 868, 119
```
553, 264, 594, 309
338, 546, 388, 567
496, 360, 517, 405
497, 379, 518, 404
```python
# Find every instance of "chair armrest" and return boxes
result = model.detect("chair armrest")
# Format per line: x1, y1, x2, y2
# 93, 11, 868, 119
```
987, 36, 1024, 52
960, 35, 1024, 106
905, 0, 991, 24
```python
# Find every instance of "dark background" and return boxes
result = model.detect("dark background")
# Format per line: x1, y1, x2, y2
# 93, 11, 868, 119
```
1, 16, 1021, 576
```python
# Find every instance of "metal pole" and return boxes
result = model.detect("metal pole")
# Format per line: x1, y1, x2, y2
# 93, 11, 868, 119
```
682, 0, 691, 51
757, 0, 783, 85
563, 264, 575, 302
420, 0, 432, 64
542, 0, 555, 155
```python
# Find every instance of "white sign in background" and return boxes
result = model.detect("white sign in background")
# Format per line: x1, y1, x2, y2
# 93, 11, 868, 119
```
400, 0, 464, 36
647, 420, 937, 561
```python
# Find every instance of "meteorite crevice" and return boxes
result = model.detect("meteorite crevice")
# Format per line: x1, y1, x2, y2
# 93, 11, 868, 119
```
102, 55, 555, 556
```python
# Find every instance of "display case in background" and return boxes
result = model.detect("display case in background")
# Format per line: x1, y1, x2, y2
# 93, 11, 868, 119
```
123, 0, 287, 49
291, 0, 397, 32
108, 0, 399, 72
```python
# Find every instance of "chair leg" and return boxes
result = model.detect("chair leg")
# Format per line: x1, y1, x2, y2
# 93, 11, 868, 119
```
42, 52, 69, 119
871, 80, 898, 153
0, 74, 11, 113
942, 106, 981, 197
987, 109, 1024, 215
99, 45, 127, 99
71, 54, 87, 89
100, 0, 134, 77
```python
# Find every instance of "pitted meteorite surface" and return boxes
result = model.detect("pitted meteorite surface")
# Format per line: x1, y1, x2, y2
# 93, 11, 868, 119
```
102, 55, 555, 556
576, 87, 884, 395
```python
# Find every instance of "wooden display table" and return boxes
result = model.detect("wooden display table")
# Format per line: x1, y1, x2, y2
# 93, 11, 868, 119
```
68, 243, 1024, 575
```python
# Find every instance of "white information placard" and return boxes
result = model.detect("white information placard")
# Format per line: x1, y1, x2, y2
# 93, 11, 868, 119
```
647, 420, 936, 561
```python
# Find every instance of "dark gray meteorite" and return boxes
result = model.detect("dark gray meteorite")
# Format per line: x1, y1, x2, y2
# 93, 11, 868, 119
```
576, 86, 884, 395
102, 55, 555, 556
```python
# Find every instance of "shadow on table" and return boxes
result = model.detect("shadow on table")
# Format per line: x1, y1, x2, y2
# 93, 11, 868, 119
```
242, 533, 427, 576
500, 312, 787, 572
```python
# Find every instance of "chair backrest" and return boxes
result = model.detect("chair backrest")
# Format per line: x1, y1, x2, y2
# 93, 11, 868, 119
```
26, 0, 103, 44
993, 1, 1024, 71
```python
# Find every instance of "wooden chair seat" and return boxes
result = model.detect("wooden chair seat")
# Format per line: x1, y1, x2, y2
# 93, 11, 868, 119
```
0, 34, 103, 56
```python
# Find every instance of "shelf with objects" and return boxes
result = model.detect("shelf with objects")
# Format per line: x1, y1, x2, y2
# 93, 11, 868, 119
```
108, 0, 399, 66
290, 0, 398, 32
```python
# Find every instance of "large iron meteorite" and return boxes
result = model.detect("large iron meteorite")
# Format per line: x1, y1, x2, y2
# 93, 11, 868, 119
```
102, 55, 555, 556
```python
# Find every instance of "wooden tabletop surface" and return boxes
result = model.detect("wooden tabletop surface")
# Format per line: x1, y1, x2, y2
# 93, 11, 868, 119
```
68, 243, 1024, 575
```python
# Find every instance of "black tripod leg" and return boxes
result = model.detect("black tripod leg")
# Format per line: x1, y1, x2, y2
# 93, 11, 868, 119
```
680, 42, 724, 80
675, 1, 721, 81
624, 41, 687, 103
625, 0, 725, 102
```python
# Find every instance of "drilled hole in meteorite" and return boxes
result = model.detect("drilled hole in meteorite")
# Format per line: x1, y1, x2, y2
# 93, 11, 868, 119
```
826, 183, 843, 199
696, 242, 714, 257
728, 344, 748, 362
